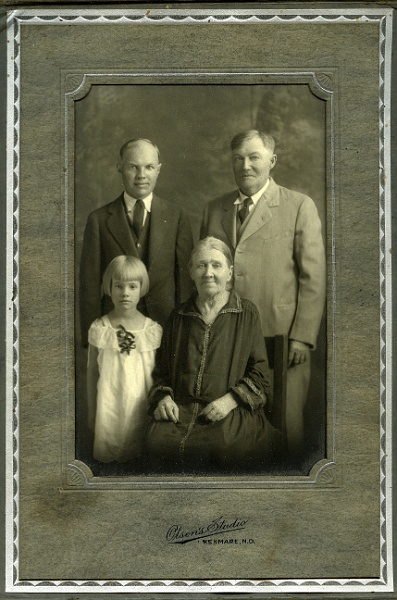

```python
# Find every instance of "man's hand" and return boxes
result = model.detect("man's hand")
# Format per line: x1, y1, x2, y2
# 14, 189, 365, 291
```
153, 395, 179, 423
288, 340, 310, 367
199, 393, 238, 423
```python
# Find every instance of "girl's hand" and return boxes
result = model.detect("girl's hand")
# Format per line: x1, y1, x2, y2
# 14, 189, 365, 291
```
199, 393, 238, 422
153, 395, 179, 423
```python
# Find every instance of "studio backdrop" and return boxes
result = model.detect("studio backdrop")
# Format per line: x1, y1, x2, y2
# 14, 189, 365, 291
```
74, 83, 327, 469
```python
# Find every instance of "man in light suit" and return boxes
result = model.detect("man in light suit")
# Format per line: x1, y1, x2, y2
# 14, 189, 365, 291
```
79, 138, 193, 346
200, 130, 326, 459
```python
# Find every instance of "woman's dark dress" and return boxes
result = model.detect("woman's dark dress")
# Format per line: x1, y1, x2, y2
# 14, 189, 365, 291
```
146, 291, 280, 474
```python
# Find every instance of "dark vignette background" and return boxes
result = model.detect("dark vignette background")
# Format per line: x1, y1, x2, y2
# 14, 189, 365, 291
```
74, 83, 327, 472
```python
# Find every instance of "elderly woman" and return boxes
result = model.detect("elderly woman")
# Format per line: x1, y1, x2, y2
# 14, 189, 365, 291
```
146, 237, 280, 473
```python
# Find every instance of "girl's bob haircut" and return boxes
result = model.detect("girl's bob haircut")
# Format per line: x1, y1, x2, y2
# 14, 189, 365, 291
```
101, 255, 150, 298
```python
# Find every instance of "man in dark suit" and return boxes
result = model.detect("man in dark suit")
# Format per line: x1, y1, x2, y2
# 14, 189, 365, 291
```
79, 138, 193, 346
201, 130, 326, 460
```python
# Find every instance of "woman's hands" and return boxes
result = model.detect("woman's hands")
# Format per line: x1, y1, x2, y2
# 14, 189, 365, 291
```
154, 393, 238, 424
199, 393, 238, 422
153, 395, 179, 423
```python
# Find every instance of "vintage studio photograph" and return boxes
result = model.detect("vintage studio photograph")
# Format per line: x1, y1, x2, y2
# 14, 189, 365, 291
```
73, 83, 328, 479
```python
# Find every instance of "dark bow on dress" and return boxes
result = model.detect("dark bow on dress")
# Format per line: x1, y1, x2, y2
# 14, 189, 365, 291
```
116, 324, 136, 355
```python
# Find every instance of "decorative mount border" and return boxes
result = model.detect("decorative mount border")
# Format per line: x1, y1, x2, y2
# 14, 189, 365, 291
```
63, 68, 335, 491
12, 9, 392, 23
63, 70, 335, 101
62, 459, 337, 490
6, 8, 393, 593
11, 579, 392, 593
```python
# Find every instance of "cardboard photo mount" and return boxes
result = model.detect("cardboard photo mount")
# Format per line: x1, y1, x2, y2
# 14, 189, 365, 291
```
2, 5, 395, 597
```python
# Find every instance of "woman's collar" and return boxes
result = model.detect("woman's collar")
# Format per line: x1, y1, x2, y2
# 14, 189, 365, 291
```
178, 289, 242, 317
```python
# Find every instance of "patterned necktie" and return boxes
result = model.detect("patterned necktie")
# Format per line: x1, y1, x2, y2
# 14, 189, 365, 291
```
132, 199, 145, 238
239, 196, 253, 224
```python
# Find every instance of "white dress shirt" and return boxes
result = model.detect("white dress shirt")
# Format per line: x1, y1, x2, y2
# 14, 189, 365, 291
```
234, 179, 270, 214
124, 191, 153, 226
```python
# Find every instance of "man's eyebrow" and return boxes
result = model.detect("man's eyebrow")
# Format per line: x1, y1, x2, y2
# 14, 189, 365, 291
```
232, 151, 261, 157
233, 150, 262, 155
123, 161, 157, 166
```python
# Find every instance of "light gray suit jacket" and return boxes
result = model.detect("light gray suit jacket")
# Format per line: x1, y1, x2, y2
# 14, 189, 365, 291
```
200, 178, 326, 347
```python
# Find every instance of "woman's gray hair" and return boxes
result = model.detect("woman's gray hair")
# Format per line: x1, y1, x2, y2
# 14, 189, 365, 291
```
189, 237, 233, 270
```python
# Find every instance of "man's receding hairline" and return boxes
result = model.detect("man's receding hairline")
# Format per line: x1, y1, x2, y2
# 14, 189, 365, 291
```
119, 138, 161, 161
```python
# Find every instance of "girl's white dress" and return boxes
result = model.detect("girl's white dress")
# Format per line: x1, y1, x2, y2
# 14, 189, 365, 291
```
88, 315, 162, 463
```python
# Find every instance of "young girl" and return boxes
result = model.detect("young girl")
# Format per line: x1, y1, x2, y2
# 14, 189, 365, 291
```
86, 255, 162, 466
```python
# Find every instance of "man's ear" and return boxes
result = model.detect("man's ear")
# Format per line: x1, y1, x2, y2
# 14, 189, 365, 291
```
117, 162, 122, 173
270, 154, 277, 170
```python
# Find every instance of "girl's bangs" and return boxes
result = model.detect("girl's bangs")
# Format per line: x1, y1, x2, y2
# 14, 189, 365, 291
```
112, 262, 141, 282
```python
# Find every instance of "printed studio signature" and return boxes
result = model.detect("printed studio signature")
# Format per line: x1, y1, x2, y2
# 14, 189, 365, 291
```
166, 516, 249, 544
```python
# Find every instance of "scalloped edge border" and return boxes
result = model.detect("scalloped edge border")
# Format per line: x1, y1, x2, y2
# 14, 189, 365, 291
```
5, 7, 394, 594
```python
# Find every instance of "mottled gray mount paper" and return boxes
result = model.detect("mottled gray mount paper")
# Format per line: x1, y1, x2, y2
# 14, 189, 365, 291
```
4, 6, 394, 596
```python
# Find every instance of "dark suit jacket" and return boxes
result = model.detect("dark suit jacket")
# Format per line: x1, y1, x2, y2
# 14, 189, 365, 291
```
200, 178, 326, 347
79, 193, 193, 346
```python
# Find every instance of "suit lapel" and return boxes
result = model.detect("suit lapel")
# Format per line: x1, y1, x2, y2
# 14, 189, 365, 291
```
147, 195, 169, 274
107, 194, 138, 255
238, 178, 279, 244
221, 193, 238, 248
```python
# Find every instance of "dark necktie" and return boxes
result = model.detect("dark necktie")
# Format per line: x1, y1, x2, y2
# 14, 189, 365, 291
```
132, 199, 145, 238
239, 196, 253, 224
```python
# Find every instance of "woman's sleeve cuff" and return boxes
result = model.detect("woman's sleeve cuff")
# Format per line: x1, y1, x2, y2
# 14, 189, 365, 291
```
230, 379, 266, 411
148, 385, 174, 409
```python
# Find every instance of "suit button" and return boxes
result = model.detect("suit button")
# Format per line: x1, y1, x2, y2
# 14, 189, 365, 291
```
137, 242, 141, 248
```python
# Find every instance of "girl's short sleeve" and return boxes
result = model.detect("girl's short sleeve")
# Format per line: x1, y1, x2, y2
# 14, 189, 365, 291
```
88, 318, 117, 350
136, 320, 163, 352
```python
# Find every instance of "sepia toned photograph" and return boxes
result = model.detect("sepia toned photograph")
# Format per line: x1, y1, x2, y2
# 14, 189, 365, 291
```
73, 83, 328, 479
2, 5, 395, 597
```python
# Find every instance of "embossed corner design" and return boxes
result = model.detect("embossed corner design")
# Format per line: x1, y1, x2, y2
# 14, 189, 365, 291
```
310, 72, 335, 100
64, 461, 94, 488
318, 465, 335, 485
310, 459, 337, 486
314, 72, 334, 92
64, 73, 90, 100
